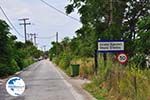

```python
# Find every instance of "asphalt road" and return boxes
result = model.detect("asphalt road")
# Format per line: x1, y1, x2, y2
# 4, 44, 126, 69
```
0, 60, 84, 100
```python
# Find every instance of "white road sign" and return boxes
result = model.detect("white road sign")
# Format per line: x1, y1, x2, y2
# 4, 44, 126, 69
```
98, 40, 124, 52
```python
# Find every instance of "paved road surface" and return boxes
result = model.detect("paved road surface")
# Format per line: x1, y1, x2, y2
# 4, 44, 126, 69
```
0, 60, 84, 100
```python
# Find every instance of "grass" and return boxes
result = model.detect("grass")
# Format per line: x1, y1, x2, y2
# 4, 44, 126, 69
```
83, 54, 150, 100
53, 54, 150, 100
84, 81, 107, 100
71, 57, 94, 79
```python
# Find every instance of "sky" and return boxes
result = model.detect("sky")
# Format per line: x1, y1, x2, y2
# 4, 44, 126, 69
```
0, 0, 82, 51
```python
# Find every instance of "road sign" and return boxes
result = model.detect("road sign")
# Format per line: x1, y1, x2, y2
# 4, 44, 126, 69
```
117, 53, 128, 64
98, 40, 124, 52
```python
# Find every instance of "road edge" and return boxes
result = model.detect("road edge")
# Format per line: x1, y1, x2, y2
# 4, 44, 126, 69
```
50, 61, 97, 100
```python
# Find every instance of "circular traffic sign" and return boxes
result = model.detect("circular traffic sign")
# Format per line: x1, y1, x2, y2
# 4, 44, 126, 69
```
117, 53, 128, 64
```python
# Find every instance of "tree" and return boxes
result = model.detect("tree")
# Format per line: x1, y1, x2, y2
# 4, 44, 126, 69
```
0, 20, 13, 67
0, 19, 20, 76
129, 16, 150, 67
123, 0, 150, 56
0, 19, 42, 77
66, 0, 150, 58
136, 16, 150, 55
65, 0, 129, 69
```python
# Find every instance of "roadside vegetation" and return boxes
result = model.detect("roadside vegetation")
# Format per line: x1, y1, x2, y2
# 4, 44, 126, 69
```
49, 0, 150, 100
0, 19, 42, 78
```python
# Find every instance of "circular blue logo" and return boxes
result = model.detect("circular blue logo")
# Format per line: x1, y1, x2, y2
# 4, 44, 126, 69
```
6, 77, 25, 96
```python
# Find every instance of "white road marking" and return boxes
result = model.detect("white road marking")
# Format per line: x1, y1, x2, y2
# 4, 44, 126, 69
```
50, 62, 84, 100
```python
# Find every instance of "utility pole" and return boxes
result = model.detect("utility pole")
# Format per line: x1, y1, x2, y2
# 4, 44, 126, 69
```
40, 46, 43, 52
56, 32, 58, 43
33, 33, 37, 46
56, 32, 58, 57
43, 45, 46, 52
28, 33, 37, 46
29, 33, 34, 43
19, 18, 31, 43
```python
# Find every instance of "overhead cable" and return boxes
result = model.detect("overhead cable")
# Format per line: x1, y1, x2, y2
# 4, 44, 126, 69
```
0, 6, 24, 38
39, 0, 81, 23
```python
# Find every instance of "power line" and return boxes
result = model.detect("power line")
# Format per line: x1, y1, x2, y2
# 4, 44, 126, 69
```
0, 6, 24, 38
36, 34, 56, 39
39, 0, 81, 23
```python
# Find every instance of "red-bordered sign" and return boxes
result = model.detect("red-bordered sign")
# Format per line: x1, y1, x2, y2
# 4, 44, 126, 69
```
116, 53, 128, 64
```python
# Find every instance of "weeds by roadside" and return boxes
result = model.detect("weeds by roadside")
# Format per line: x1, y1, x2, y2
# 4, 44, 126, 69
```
53, 54, 150, 100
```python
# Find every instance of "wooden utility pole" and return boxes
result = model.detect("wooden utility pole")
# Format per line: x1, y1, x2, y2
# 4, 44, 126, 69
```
56, 32, 58, 43
28, 33, 37, 46
56, 32, 58, 56
33, 33, 37, 46
43, 45, 46, 52
19, 18, 31, 43
29, 33, 34, 43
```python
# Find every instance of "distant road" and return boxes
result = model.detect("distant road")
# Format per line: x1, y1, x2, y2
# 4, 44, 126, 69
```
0, 60, 85, 100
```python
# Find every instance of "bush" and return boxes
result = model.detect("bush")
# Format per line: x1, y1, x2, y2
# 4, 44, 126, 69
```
0, 67, 10, 77
130, 54, 146, 68
23, 57, 34, 68
58, 52, 73, 70
0, 59, 19, 77
86, 56, 150, 100
0, 20, 38, 78
10, 59, 20, 71
15, 58, 24, 70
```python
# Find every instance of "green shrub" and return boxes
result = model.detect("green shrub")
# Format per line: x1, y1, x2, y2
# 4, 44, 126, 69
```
58, 52, 73, 70
23, 57, 34, 68
10, 59, 20, 71
0, 59, 19, 77
130, 54, 146, 68
15, 58, 24, 70
66, 67, 71, 76
0, 67, 10, 77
